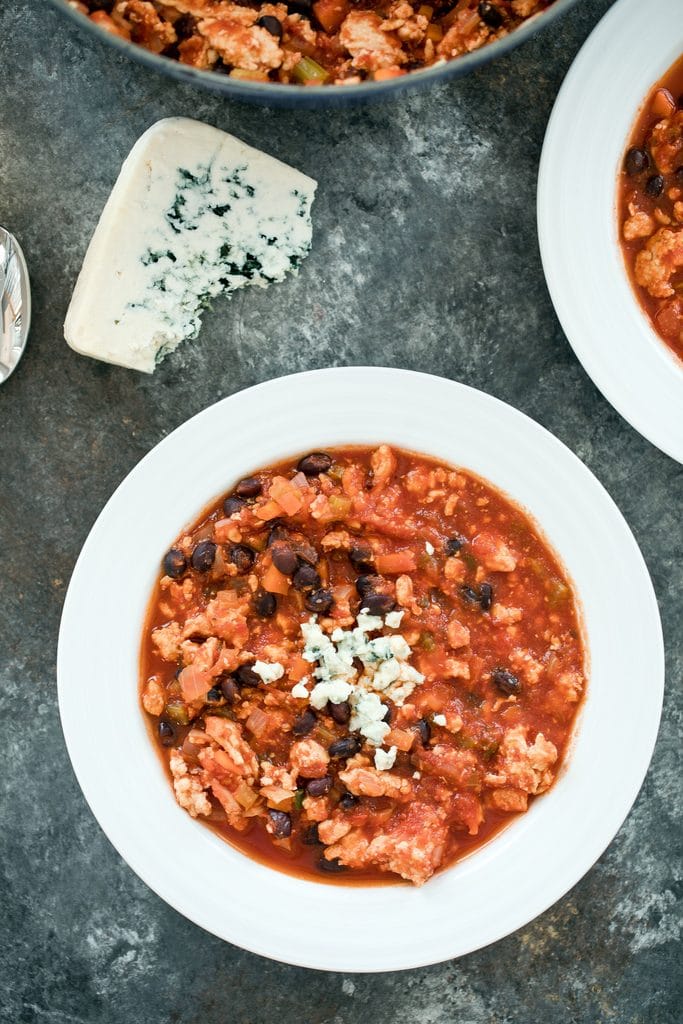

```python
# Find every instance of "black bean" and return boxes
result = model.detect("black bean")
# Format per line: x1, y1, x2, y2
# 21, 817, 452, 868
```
414, 718, 431, 745
293, 564, 321, 590
364, 592, 395, 616
624, 146, 649, 176
271, 543, 298, 575
317, 856, 347, 873
292, 538, 319, 565
222, 495, 245, 517
645, 174, 665, 197
338, 792, 359, 810
256, 14, 283, 36
229, 543, 255, 573
479, 582, 493, 611
349, 544, 374, 572
297, 452, 332, 476
478, 1, 503, 28
253, 590, 276, 618
173, 12, 197, 37
306, 775, 332, 797
206, 687, 222, 703
267, 523, 288, 547
292, 709, 317, 736
233, 665, 261, 688
163, 547, 187, 579
460, 585, 480, 605
158, 720, 176, 746
267, 809, 292, 838
445, 534, 467, 555
235, 476, 262, 498
328, 736, 361, 759
382, 704, 392, 724
191, 540, 216, 573
491, 668, 521, 696
329, 701, 351, 725
301, 823, 321, 845
305, 588, 334, 614
220, 677, 239, 703
355, 574, 380, 597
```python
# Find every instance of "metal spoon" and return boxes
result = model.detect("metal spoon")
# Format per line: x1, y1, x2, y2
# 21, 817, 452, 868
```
0, 227, 31, 384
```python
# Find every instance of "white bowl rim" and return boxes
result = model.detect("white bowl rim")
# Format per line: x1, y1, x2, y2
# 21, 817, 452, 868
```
57, 366, 664, 972
538, 0, 683, 464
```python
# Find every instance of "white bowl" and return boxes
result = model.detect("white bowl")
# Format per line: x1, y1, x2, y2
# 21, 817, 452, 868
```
58, 367, 664, 971
538, 0, 683, 464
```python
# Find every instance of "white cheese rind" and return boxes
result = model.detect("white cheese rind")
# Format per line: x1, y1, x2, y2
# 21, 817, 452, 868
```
64, 117, 316, 373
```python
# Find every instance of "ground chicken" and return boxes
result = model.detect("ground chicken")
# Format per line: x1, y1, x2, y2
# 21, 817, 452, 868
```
339, 12, 406, 71
471, 532, 517, 572
485, 725, 557, 795
169, 751, 212, 818
290, 738, 330, 779
634, 227, 683, 298
199, 12, 283, 71
338, 765, 413, 800
204, 716, 259, 781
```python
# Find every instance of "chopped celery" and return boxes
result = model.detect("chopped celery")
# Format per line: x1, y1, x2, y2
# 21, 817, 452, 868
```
165, 702, 190, 726
547, 579, 569, 608
293, 57, 329, 85
461, 551, 477, 572
420, 631, 435, 652
293, 789, 305, 811
329, 494, 352, 516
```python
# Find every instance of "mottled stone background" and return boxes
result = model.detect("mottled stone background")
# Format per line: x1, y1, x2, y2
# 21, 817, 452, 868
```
1, 0, 680, 1020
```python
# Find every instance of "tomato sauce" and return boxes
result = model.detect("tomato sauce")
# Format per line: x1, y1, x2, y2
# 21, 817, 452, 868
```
140, 445, 586, 886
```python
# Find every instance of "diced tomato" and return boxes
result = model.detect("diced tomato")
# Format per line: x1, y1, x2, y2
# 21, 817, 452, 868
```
262, 561, 290, 595
375, 550, 417, 574
312, 0, 349, 33
254, 500, 282, 521
372, 67, 406, 82
288, 655, 310, 682
268, 476, 304, 516
385, 728, 415, 752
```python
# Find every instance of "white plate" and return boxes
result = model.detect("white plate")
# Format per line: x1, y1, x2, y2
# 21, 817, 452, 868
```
58, 367, 664, 972
538, 0, 683, 464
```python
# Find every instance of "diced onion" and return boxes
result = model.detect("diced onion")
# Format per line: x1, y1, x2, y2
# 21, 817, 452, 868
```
234, 781, 259, 810
246, 708, 272, 737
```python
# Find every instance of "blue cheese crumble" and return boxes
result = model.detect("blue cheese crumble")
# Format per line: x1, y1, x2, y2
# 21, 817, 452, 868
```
252, 661, 285, 685
300, 608, 425, 747
65, 118, 316, 373
374, 746, 398, 771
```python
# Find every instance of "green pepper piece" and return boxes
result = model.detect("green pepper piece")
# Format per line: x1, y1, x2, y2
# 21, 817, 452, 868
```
293, 57, 329, 85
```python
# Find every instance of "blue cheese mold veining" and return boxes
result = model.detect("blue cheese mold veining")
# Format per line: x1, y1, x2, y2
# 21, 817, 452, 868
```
64, 118, 316, 373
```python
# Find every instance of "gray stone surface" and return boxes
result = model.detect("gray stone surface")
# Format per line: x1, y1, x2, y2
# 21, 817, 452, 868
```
1, 0, 680, 1020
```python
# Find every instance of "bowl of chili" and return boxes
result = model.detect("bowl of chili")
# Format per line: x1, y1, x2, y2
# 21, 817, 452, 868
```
538, 0, 683, 463
50, 0, 582, 107
57, 367, 664, 970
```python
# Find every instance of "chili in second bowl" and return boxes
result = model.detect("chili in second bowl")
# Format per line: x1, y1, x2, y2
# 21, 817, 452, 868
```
619, 53, 683, 362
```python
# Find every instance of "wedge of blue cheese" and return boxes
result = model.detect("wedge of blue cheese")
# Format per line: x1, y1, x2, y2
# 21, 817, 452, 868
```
64, 117, 316, 373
